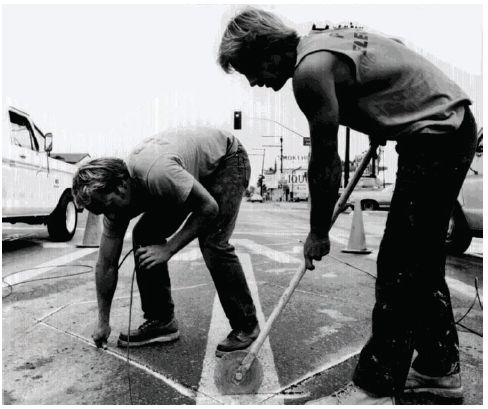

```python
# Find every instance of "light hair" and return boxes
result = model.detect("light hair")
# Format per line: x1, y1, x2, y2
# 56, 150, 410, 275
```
72, 157, 129, 208
218, 7, 298, 73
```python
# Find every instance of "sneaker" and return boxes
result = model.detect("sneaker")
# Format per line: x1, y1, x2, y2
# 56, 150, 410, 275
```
404, 368, 463, 399
215, 324, 260, 357
117, 318, 179, 347
306, 382, 394, 405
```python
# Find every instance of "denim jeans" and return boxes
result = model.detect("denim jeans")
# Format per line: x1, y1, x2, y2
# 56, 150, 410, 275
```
131, 142, 258, 332
352, 107, 477, 396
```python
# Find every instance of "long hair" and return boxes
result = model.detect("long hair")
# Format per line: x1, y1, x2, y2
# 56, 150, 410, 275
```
72, 157, 129, 208
218, 7, 299, 73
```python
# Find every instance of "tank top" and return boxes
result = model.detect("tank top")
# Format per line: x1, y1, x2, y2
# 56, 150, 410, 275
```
295, 28, 471, 141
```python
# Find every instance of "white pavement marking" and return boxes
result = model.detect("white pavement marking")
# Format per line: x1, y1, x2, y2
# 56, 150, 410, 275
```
39, 242, 73, 248
234, 230, 307, 237
446, 276, 483, 301
270, 346, 363, 399
196, 253, 283, 404
2, 248, 98, 287
172, 239, 302, 265
37, 321, 211, 402
234, 239, 301, 264
171, 248, 201, 261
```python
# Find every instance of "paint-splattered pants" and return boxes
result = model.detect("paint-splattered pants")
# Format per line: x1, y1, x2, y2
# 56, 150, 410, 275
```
132, 142, 258, 332
353, 107, 478, 396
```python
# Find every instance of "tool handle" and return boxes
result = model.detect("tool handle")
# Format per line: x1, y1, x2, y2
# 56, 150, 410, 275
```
239, 262, 307, 372
331, 143, 378, 225
238, 142, 379, 374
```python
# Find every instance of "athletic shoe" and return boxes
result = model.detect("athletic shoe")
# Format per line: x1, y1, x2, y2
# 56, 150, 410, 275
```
306, 382, 394, 405
117, 318, 179, 347
215, 324, 260, 357
404, 368, 463, 399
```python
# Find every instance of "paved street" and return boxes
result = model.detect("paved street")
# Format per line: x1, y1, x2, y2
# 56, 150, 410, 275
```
2, 202, 483, 404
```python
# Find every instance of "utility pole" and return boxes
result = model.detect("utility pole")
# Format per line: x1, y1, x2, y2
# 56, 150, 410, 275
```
262, 135, 283, 174
280, 136, 283, 174
248, 148, 266, 196
371, 148, 376, 177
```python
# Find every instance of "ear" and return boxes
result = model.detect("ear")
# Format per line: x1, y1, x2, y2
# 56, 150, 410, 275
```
116, 179, 128, 196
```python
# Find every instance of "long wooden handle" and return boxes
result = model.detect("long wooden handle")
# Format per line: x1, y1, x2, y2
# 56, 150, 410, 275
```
237, 143, 378, 375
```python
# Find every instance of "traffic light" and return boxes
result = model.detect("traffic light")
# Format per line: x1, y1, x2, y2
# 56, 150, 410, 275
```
233, 111, 242, 130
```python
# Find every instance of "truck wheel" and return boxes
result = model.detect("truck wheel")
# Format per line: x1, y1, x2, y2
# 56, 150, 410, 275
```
445, 204, 472, 255
48, 193, 78, 241
361, 200, 378, 211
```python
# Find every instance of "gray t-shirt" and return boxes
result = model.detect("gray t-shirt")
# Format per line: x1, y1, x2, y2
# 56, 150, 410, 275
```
103, 127, 238, 238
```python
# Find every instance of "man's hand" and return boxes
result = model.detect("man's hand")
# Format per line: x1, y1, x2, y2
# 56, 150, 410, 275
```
136, 244, 174, 271
92, 320, 111, 349
304, 232, 331, 270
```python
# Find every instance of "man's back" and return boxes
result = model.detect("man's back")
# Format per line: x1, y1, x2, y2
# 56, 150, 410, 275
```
295, 28, 470, 140
128, 127, 238, 182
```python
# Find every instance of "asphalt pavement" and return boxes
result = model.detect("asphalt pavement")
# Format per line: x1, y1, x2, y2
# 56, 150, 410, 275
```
2, 202, 483, 404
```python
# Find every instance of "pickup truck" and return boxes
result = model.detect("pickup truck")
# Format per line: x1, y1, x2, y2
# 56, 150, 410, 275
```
2, 106, 79, 241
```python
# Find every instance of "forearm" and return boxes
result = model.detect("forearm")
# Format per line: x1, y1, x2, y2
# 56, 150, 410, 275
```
308, 151, 342, 236
167, 203, 219, 255
95, 262, 118, 324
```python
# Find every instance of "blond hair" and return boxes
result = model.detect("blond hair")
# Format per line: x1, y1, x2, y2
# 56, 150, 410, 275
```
72, 158, 129, 208
218, 7, 298, 73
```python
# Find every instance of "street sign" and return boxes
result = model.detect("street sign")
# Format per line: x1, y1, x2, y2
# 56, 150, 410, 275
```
303, 137, 311, 146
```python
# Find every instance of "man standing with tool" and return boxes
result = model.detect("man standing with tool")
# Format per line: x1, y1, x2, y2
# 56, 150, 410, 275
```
72, 127, 259, 357
218, 7, 477, 404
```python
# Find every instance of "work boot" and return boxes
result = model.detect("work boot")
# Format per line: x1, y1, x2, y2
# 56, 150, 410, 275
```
215, 324, 260, 357
306, 382, 394, 405
404, 368, 463, 399
117, 318, 179, 347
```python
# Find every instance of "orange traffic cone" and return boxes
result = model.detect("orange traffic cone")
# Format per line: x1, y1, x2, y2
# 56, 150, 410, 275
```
77, 211, 102, 248
341, 198, 371, 254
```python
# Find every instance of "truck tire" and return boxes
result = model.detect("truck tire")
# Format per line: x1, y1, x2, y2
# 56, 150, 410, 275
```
445, 203, 472, 255
361, 200, 378, 211
47, 193, 78, 241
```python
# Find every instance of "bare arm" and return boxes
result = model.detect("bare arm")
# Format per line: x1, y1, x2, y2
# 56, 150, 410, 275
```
92, 230, 125, 347
136, 180, 219, 270
166, 179, 219, 253
293, 53, 345, 268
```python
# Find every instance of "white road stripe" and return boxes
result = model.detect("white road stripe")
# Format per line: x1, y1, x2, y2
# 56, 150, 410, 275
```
2, 248, 98, 286
234, 239, 301, 264
171, 248, 201, 261
196, 252, 283, 404
234, 231, 308, 237
171, 239, 302, 265
446, 276, 483, 301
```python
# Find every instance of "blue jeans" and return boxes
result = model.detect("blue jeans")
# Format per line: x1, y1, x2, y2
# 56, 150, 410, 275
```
131, 142, 258, 332
352, 107, 478, 396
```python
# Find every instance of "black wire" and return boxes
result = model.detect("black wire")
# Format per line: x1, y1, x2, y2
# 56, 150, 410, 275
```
475, 277, 483, 310
327, 254, 377, 279
2, 265, 93, 299
456, 322, 483, 338
2, 246, 138, 402
327, 254, 482, 338
127, 267, 136, 405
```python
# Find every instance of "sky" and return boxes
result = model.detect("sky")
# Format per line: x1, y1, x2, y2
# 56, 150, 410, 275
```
2, 3, 484, 185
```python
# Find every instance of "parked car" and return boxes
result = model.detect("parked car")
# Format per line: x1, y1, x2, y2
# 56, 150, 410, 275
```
346, 184, 395, 211
249, 193, 263, 203
2, 106, 80, 241
446, 128, 483, 255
